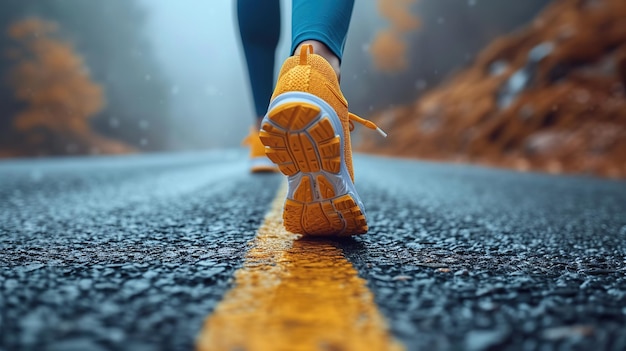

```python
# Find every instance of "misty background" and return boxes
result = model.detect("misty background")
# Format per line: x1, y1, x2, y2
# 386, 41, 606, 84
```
0, 0, 550, 156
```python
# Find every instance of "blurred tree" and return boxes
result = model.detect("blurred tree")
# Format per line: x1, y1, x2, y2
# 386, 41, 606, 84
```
6, 18, 131, 155
370, 0, 420, 72
0, 0, 171, 156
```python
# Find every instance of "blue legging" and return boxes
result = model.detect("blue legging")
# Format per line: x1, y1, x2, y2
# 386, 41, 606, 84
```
237, 0, 355, 118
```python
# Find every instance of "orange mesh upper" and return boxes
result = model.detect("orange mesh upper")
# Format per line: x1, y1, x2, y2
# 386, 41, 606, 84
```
271, 45, 355, 181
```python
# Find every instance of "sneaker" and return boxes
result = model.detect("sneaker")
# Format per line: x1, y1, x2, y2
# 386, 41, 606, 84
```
259, 45, 386, 236
242, 127, 278, 173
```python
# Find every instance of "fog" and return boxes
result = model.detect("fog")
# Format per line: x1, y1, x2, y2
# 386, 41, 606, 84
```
139, 0, 294, 149
138, 0, 387, 150
0, 0, 550, 157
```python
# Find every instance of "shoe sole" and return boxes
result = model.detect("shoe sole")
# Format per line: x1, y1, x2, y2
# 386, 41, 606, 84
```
260, 92, 368, 236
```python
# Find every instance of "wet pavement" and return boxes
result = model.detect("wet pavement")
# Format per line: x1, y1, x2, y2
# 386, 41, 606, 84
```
343, 158, 626, 351
1, 150, 625, 351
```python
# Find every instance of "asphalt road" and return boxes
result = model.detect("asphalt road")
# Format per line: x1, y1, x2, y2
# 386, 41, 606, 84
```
1, 150, 625, 351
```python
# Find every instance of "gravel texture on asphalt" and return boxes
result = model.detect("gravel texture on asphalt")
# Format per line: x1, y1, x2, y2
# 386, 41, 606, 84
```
342, 155, 626, 351
0, 151, 281, 351
1, 151, 625, 351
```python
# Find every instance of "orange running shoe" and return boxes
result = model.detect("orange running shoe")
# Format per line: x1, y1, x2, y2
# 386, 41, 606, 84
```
259, 45, 386, 236
242, 127, 278, 173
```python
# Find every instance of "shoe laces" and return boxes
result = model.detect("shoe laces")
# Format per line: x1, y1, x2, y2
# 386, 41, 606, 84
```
348, 113, 387, 138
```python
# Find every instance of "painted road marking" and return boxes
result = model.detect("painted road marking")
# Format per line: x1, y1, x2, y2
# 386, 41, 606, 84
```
197, 183, 403, 351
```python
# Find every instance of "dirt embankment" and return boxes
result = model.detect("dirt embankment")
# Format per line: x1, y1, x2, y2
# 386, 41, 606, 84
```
360, 0, 626, 178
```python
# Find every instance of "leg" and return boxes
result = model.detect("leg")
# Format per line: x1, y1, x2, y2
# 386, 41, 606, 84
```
291, 0, 355, 79
237, 0, 281, 125
237, 0, 281, 173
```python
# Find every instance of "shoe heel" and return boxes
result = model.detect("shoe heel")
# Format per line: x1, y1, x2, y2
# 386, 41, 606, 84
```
284, 195, 367, 236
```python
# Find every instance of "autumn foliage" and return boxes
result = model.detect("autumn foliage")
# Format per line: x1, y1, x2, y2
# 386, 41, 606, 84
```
360, 0, 626, 178
370, 0, 420, 72
5, 18, 132, 156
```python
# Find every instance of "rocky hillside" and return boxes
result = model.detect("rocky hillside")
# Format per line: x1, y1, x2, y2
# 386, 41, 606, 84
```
359, 0, 626, 178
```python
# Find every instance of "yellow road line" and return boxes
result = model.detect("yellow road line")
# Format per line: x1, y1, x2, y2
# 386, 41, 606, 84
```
196, 183, 403, 351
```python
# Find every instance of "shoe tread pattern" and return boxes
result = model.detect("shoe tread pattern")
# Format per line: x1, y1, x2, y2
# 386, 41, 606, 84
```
260, 101, 367, 236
